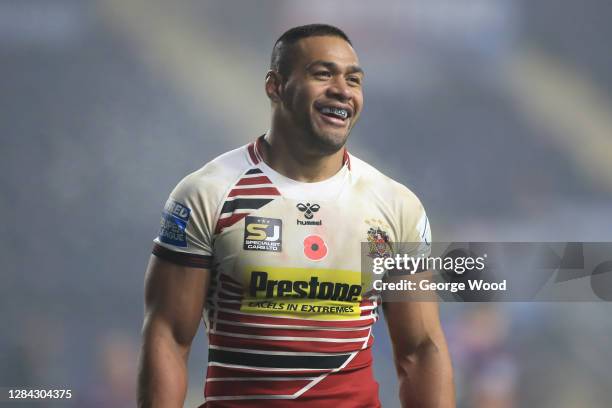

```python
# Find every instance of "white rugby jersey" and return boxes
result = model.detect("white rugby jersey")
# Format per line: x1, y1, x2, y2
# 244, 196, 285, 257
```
153, 135, 431, 407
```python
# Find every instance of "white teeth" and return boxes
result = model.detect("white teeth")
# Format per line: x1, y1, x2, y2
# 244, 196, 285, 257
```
321, 107, 348, 119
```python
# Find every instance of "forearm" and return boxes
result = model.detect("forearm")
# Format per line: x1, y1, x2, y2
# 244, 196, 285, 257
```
138, 319, 190, 408
395, 336, 455, 408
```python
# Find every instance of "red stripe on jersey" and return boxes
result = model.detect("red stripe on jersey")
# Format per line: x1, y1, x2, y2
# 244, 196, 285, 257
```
254, 135, 264, 161
218, 285, 242, 296
206, 379, 310, 398
227, 187, 280, 197
343, 149, 351, 170
212, 280, 242, 294
247, 143, 259, 165
235, 176, 272, 186
359, 298, 376, 306
214, 323, 371, 339
214, 213, 248, 234
208, 334, 370, 354
215, 311, 376, 329
213, 317, 372, 332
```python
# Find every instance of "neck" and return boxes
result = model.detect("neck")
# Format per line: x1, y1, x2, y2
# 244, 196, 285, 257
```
261, 128, 346, 182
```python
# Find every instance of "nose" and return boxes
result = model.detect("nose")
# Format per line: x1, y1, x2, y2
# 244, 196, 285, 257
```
326, 77, 352, 102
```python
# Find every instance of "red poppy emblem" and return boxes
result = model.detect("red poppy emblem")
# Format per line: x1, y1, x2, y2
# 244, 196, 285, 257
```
303, 235, 327, 261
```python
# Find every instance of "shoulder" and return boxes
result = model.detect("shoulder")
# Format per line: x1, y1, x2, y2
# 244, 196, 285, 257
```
348, 153, 430, 243
348, 153, 424, 211
170, 144, 253, 202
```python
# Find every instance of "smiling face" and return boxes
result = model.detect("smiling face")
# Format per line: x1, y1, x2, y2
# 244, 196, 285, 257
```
271, 36, 364, 154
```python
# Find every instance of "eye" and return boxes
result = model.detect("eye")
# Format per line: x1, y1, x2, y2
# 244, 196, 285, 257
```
347, 76, 362, 86
314, 70, 332, 79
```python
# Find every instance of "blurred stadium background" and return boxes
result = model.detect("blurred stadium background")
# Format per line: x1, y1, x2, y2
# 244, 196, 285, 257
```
1, 0, 612, 406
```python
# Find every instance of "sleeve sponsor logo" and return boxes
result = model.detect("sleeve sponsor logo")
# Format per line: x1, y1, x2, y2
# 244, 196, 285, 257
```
158, 199, 191, 247
243, 216, 282, 252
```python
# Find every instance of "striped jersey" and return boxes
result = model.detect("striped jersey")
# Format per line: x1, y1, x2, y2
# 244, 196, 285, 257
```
153, 136, 431, 407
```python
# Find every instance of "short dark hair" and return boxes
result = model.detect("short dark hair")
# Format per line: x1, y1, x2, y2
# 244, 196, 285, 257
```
270, 24, 352, 79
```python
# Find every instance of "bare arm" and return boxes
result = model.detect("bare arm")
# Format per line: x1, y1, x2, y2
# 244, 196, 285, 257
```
137, 255, 211, 408
383, 277, 455, 408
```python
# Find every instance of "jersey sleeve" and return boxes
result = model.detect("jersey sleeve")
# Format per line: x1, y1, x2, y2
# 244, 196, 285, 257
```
391, 186, 432, 275
401, 201, 431, 257
152, 173, 219, 269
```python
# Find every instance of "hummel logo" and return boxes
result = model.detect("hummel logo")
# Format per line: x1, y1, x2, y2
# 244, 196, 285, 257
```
296, 203, 320, 220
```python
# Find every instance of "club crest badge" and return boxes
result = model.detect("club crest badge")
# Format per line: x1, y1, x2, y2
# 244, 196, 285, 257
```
365, 219, 393, 258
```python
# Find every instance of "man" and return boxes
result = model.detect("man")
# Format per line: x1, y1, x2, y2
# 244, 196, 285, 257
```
138, 24, 455, 407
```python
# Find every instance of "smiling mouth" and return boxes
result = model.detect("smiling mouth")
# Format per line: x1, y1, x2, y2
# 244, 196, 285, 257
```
319, 106, 349, 120
315, 103, 354, 127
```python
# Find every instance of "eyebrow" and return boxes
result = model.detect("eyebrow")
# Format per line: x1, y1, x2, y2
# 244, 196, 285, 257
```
305, 60, 365, 76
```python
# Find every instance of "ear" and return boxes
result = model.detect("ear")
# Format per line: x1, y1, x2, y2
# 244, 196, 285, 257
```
265, 70, 283, 103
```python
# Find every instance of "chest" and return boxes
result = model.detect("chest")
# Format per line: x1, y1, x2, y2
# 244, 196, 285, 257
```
212, 196, 395, 288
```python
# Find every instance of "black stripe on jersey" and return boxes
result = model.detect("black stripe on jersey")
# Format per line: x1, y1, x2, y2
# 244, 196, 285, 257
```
152, 243, 212, 268
209, 349, 351, 369
245, 168, 263, 175
220, 198, 274, 214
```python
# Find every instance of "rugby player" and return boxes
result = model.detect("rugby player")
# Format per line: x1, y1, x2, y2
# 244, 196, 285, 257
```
138, 24, 455, 407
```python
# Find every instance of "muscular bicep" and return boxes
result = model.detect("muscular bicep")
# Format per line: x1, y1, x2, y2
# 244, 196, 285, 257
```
143, 255, 211, 347
383, 299, 444, 355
